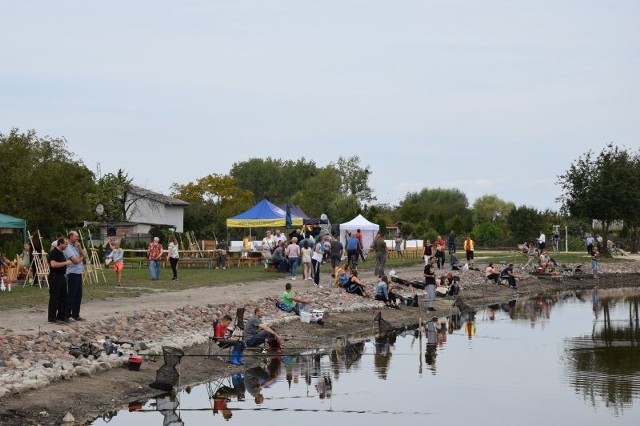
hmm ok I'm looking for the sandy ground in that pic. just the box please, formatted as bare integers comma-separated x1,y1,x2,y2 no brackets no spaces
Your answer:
1,258,639,425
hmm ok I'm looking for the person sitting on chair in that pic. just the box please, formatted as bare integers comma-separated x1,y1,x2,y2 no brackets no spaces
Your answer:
485,263,500,283
244,307,282,352
500,263,517,289
214,314,246,365
374,275,400,308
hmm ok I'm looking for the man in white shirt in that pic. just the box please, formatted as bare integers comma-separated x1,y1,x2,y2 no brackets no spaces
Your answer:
537,231,546,252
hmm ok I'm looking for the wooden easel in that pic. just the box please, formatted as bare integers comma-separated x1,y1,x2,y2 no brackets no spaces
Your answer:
24,230,49,288
78,229,106,284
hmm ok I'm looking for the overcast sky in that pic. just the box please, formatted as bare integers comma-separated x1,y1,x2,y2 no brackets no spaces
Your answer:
2,0,638,211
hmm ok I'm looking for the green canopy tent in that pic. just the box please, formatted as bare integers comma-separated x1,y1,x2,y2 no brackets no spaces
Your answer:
0,212,27,243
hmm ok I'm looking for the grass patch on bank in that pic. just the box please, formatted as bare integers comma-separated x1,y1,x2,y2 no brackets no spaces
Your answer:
0,251,632,311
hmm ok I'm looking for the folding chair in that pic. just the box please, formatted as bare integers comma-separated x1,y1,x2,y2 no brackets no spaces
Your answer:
208,308,246,360
208,319,233,360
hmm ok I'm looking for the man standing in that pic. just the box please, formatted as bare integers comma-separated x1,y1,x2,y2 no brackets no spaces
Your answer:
537,231,546,252
345,232,359,268
329,233,343,276
447,230,456,255
586,235,595,255
424,256,437,311
48,237,71,323
147,236,163,280
463,235,475,264
64,231,87,321
373,233,387,278
274,229,286,245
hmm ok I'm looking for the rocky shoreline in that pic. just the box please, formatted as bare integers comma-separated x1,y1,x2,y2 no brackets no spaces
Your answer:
1,260,639,424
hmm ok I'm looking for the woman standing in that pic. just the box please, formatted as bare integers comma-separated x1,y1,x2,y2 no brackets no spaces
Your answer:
285,237,301,280
301,240,312,280
168,235,180,281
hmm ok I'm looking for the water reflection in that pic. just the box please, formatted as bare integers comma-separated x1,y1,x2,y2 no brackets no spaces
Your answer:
564,291,640,416
92,289,640,425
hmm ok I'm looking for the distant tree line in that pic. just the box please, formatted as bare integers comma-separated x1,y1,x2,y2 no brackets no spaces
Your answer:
2,128,638,253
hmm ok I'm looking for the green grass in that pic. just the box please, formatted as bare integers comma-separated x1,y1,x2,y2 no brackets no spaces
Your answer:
0,251,632,311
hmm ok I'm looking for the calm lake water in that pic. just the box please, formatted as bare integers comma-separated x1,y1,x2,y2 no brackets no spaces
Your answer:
93,288,640,426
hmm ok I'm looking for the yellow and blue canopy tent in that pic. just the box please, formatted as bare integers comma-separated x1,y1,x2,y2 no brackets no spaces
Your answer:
226,199,304,229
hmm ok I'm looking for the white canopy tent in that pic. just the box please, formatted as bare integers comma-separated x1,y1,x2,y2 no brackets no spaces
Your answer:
339,214,380,255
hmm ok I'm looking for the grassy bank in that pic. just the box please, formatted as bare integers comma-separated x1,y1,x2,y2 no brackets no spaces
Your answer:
0,250,630,310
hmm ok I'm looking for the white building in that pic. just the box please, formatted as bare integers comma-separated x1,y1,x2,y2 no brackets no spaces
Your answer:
125,185,189,233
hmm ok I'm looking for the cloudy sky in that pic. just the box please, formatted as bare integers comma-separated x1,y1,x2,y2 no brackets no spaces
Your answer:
2,0,638,211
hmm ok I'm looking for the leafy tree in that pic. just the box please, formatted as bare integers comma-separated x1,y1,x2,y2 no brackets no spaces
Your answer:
557,144,640,253
170,173,253,238
332,156,375,203
397,188,470,231
507,206,544,242
230,157,319,204
290,167,342,219
87,169,132,221
472,222,504,248
0,128,95,235
471,194,515,224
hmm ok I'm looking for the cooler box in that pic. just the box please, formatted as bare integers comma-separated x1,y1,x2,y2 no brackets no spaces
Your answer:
128,355,143,371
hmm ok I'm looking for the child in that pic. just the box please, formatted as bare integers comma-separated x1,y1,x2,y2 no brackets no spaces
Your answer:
591,249,599,278
105,240,125,286
214,314,245,365
279,282,311,315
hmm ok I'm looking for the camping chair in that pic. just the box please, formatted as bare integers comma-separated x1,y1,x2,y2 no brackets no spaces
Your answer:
207,319,233,361
208,308,246,360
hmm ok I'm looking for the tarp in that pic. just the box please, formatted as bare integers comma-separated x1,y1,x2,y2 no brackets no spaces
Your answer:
227,199,304,228
339,214,380,255
279,204,310,220
0,212,27,241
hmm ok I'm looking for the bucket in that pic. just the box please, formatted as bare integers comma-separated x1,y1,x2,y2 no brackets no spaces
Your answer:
311,309,325,321
300,311,312,323
128,355,143,371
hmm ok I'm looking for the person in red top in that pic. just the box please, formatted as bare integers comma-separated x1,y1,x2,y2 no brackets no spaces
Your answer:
147,237,163,281
434,235,446,269
214,314,246,365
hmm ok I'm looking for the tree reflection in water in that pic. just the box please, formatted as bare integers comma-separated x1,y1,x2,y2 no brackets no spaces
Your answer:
565,292,640,415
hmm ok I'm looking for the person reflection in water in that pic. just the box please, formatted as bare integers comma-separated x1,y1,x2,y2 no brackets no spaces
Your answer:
591,288,602,319
425,316,440,373
316,375,332,399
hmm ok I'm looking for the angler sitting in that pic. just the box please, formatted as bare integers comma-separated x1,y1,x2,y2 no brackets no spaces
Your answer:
374,275,400,308
244,307,282,352
277,282,311,315
214,314,246,365
499,263,517,289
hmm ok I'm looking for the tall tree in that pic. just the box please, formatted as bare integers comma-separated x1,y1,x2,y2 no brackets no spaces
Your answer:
507,206,544,242
471,194,515,224
0,128,95,235
332,156,375,203
557,144,640,253
397,188,470,231
87,169,132,222
229,157,319,204
170,174,253,238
